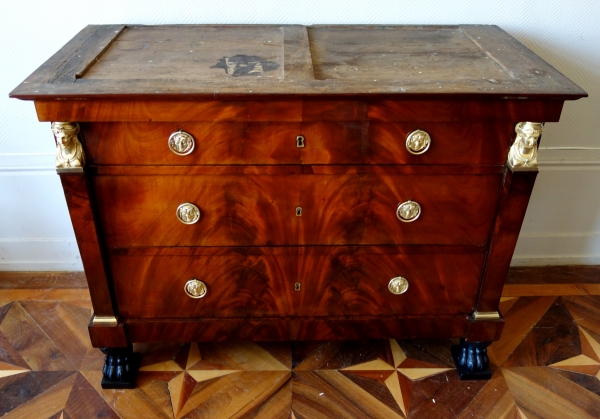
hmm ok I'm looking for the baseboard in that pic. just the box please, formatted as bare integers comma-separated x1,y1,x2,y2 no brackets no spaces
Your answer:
512,233,600,266
0,239,83,271
511,256,600,266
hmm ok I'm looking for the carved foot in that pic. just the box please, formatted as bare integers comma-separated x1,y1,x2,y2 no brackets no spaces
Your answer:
450,339,492,380
100,345,142,389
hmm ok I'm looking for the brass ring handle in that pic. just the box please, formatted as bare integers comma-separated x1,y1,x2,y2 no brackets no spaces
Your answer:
396,201,421,222
184,279,207,299
176,202,201,224
406,129,431,155
388,277,409,295
168,130,195,155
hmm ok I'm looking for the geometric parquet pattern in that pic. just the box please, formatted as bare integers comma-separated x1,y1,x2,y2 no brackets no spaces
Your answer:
1,296,600,418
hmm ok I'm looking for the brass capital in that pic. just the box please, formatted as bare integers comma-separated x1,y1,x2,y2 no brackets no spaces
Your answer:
507,122,544,171
52,122,85,170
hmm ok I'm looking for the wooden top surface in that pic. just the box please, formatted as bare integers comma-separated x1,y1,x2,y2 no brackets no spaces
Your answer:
10,24,587,100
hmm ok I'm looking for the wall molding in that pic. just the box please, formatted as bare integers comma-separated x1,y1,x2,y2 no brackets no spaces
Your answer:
538,148,600,168
1,152,600,270
0,153,55,174
2,147,600,167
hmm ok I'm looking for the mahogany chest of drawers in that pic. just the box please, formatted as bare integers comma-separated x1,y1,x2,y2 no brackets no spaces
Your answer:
11,24,586,387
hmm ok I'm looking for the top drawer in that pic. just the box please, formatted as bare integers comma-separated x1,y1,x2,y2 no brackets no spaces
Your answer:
82,122,513,166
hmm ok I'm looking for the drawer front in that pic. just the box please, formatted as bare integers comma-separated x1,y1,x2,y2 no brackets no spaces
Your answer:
111,247,484,318
295,248,484,317
111,249,297,319
83,121,512,165
94,173,501,247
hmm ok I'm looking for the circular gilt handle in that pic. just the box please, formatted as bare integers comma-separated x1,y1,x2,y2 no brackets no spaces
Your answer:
168,130,195,155
396,201,421,222
388,277,409,295
406,129,431,155
176,203,201,225
184,279,207,299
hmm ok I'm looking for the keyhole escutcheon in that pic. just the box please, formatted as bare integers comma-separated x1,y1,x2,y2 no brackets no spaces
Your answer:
295,282,301,291
296,207,302,216
296,135,305,148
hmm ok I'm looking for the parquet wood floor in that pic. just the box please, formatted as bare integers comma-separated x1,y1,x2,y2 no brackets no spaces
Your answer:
1,271,599,418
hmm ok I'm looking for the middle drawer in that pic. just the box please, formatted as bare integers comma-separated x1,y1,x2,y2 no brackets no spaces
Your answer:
94,173,501,247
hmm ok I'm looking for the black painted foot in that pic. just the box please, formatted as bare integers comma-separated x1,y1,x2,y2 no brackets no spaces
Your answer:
451,339,492,380
100,345,142,389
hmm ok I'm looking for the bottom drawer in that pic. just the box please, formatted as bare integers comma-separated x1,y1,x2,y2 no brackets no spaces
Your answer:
110,247,484,318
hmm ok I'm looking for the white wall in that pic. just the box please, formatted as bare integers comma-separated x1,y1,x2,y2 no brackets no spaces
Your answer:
1,0,599,270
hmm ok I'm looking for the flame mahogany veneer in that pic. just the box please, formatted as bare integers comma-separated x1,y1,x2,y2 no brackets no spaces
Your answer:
10,25,586,384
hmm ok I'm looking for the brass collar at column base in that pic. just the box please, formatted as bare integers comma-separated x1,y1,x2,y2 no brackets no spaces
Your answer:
471,311,501,321
92,315,119,326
